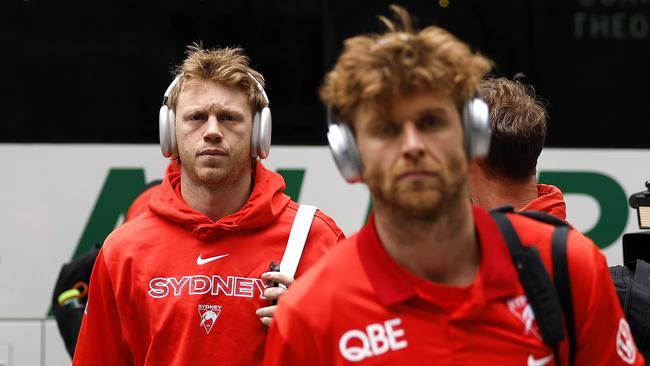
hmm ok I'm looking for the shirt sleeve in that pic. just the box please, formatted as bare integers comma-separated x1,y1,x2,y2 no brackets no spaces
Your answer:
72,247,132,365
569,231,645,365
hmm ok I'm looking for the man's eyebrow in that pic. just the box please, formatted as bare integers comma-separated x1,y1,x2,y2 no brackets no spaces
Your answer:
218,106,246,116
369,107,447,124
415,107,448,117
182,104,246,116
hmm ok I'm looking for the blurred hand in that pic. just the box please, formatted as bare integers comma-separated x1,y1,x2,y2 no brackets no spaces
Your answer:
255,271,295,327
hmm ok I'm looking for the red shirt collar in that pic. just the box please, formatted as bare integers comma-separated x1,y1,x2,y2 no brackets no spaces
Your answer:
357,206,520,307
520,184,567,221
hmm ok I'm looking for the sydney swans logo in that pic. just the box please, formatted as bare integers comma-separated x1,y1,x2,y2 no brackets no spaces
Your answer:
198,304,222,334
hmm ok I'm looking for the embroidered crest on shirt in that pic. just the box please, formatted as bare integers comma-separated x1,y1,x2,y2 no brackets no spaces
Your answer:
507,295,541,340
198,304,222,334
616,318,637,364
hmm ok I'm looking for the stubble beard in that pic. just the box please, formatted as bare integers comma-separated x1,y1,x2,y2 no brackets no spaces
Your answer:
365,155,468,221
180,150,250,189
196,163,247,187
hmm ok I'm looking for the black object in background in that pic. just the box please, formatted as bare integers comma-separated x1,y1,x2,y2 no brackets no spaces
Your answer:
3,0,649,147
52,245,100,358
608,181,650,357
2,1,326,145
268,261,281,306
609,260,650,359
623,182,650,264
623,232,650,265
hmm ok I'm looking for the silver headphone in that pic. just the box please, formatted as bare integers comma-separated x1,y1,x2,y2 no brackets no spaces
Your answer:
326,96,491,183
159,73,272,159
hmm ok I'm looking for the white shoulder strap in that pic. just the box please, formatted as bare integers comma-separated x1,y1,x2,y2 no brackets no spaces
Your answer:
279,204,318,288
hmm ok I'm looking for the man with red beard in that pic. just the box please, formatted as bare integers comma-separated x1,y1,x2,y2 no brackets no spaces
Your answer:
263,6,641,366
73,45,343,365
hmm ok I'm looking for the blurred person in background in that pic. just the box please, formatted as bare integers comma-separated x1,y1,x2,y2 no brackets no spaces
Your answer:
468,76,567,220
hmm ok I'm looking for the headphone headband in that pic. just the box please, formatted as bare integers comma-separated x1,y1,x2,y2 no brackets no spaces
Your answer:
163,74,182,101
325,106,338,127
246,72,269,107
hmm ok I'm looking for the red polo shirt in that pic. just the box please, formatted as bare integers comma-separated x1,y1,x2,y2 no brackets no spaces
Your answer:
264,206,642,365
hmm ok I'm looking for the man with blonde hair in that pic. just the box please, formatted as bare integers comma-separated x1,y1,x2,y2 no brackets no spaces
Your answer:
73,45,343,365
469,76,567,220
264,6,641,365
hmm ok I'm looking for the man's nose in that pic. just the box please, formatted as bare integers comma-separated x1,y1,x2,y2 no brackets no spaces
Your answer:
203,116,224,142
401,122,425,160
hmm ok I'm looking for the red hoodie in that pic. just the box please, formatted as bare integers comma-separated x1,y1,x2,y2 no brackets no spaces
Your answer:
521,184,567,221
73,162,344,366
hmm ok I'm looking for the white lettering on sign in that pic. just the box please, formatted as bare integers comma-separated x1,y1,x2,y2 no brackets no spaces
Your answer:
575,12,649,40
339,318,407,362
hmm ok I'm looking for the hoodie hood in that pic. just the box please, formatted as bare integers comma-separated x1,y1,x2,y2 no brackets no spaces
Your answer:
149,161,291,241
521,183,567,221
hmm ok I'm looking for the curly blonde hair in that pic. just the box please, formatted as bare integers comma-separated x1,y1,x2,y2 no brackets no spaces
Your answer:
320,5,493,123
167,45,267,113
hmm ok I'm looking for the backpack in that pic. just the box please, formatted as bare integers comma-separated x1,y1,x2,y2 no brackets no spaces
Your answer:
609,259,650,357
52,244,101,358
490,206,576,366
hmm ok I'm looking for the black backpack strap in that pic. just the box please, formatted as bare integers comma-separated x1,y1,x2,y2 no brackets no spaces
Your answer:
519,210,569,228
491,205,515,214
491,212,566,352
552,225,576,366
520,210,575,365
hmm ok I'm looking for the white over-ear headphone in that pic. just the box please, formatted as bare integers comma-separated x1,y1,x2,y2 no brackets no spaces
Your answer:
159,73,272,159
326,96,491,183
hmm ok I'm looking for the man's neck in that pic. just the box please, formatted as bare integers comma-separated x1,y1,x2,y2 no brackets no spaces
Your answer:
470,169,539,211
373,197,479,286
180,168,253,222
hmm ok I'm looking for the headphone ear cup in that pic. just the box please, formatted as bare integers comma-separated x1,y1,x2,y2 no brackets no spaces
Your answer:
327,123,363,183
250,107,272,159
257,107,272,159
251,111,261,159
462,98,491,159
159,105,173,158
168,108,177,157
159,74,182,159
